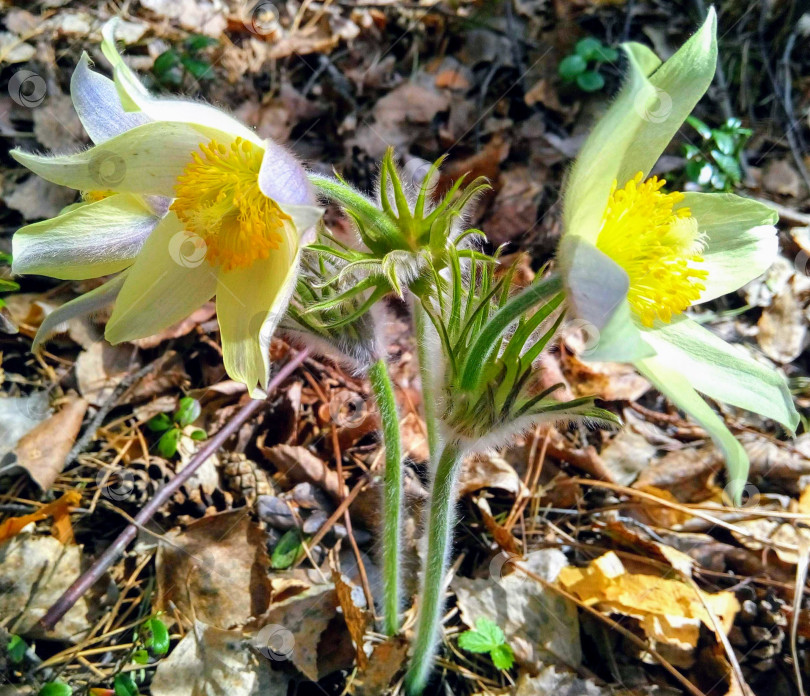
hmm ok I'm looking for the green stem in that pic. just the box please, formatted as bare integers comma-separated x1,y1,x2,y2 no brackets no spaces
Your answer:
368,357,403,635
405,440,463,695
413,300,440,464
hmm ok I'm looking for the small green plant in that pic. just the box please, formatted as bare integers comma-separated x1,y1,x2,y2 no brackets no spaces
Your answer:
7,634,27,663
39,682,72,696
146,397,206,458
683,116,751,191
132,615,170,664
152,35,218,88
558,37,618,92
271,528,305,570
457,618,515,670
112,675,138,696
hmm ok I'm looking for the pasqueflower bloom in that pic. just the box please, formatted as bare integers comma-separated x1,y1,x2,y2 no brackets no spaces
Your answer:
11,20,321,395
558,9,798,498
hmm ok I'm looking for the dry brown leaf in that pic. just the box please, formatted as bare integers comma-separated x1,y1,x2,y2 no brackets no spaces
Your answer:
261,444,342,501
562,349,650,402
763,159,803,198
76,342,135,405
558,552,739,667
16,394,87,491
251,583,339,681
599,425,658,486
4,174,76,221
0,529,91,640
757,275,809,363
452,549,581,668
0,391,52,460
458,453,524,497
353,636,409,696
332,570,370,669
0,490,81,544
481,165,544,247
156,510,271,629
151,620,291,696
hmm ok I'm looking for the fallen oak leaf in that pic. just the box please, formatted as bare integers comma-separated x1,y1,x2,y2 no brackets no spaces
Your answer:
558,551,739,668
15,394,88,491
0,490,82,544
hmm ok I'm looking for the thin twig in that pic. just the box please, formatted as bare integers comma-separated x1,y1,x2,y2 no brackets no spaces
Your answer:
38,347,311,631
66,354,166,466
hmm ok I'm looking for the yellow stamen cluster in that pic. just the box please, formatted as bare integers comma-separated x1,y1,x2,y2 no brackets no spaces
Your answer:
596,172,708,327
83,190,116,203
171,138,289,272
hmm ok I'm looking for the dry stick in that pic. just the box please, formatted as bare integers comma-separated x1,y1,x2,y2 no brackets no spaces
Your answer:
38,346,311,632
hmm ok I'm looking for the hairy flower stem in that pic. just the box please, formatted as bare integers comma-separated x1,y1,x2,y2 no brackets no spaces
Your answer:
405,439,463,695
368,357,404,635
413,300,440,464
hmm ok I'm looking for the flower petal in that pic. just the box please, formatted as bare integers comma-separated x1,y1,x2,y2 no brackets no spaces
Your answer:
101,20,262,146
258,140,314,206
216,227,299,395
71,52,150,144
563,10,716,243
560,236,654,362
643,315,798,431
13,194,159,280
636,354,749,503
678,192,779,303
33,273,127,350
11,121,228,194
105,212,217,343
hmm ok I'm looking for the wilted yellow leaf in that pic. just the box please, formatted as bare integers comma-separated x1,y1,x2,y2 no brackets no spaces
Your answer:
558,552,739,667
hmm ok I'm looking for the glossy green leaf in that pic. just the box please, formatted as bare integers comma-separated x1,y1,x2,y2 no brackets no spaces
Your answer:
575,37,603,61
271,529,304,569
173,397,201,427
576,70,605,92
189,428,207,441
184,35,218,52
7,634,27,663
157,428,182,458
146,413,173,433
559,54,587,79
180,56,214,80
113,673,139,696
39,683,72,696
152,50,180,77
711,129,736,155
131,649,149,665
141,616,170,655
